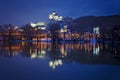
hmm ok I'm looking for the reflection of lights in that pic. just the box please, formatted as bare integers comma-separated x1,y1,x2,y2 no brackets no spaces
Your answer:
38,50,46,59
38,55,44,59
49,59,63,69
58,60,62,65
93,47,100,55
31,53,37,59
61,46,67,57
38,51,41,54
55,60,59,66
31,50,46,59
41,50,46,54
49,61,54,68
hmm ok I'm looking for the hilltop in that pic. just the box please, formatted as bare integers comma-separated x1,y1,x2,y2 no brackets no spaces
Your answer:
70,15,120,32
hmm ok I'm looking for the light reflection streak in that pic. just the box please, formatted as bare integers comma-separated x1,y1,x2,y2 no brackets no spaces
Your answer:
0,41,119,69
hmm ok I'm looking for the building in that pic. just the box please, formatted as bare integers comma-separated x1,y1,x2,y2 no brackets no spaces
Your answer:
49,11,63,21
30,22,46,30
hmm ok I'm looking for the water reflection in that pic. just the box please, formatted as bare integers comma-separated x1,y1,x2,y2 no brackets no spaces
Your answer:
0,41,120,69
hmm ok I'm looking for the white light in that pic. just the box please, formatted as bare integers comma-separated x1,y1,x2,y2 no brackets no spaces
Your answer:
93,28,96,31
37,22,45,26
54,15,59,20
60,28,67,32
54,61,58,66
60,29,64,32
52,12,56,15
58,16,63,21
49,12,63,21
64,25,67,28
19,29,24,31
38,55,45,59
31,54,37,59
49,14,53,20
49,61,53,67
38,51,41,54
40,27,46,30
93,27,100,34
53,66,56,69
96,27,99,31
59,16,63,19
93,47,100,55
31,22,37,27
14,26,18,30
58,60,62,65
41,50,46,54
38,27,41,29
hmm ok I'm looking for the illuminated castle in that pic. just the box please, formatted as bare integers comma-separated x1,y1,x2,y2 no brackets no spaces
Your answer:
49,11,63,21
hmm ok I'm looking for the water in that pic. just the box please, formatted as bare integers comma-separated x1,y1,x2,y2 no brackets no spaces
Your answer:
0,41,120,80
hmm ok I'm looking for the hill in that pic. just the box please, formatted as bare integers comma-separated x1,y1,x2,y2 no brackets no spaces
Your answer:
70,15,120,33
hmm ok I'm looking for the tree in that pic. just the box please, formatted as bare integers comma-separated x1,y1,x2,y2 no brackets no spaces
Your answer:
21,24,34,40
48,23,61,42
111,25,120,41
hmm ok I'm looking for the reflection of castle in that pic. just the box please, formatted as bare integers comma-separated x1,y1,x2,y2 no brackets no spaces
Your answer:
0,42,120,69
49,59,63,69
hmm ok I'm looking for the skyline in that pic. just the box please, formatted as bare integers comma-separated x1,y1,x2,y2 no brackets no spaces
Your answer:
0,0,120,26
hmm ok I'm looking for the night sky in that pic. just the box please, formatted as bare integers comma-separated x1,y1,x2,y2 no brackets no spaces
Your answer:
0,0,120,26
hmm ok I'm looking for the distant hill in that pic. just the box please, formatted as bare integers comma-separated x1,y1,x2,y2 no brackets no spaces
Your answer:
70,15,120,33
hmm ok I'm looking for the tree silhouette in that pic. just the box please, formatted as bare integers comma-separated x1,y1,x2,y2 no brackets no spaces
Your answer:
48,23,61,42
111,25,120,41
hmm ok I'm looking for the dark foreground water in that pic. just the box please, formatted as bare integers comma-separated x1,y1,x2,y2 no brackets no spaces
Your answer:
0,41,120,80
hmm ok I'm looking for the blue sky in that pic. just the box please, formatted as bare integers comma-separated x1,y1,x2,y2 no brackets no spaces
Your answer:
0,0,120,26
